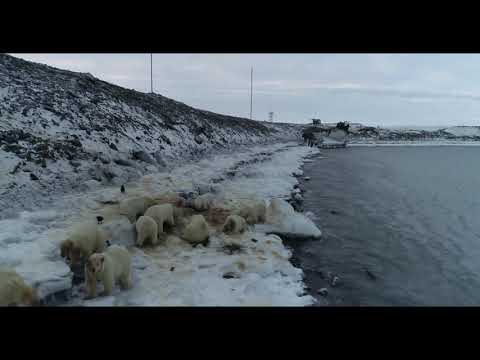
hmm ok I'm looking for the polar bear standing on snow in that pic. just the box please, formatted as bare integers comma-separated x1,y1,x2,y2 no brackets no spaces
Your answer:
236,199,266,225
144,203,175,234
84,245,132,299
0,269,40,306
182,214,210,244
119,196,155,223
222,214,248,235
60,221,108,267
135,215,158,247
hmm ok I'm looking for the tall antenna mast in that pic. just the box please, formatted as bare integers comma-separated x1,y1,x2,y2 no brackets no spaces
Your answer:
250,67,253,119
150,53,153,94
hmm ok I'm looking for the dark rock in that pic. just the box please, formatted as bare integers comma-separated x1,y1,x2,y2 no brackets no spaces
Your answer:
222,272,240,279
121,185,125,193
30,173,39,181
194,134,204,144
109,142,118,151
330,210,340,215
223,243,244,255
317,288,328,296
132,150,156,165
331,276,341,287
251,238,258,243
365,268,377,281
113,158,134,167
170,267,175,272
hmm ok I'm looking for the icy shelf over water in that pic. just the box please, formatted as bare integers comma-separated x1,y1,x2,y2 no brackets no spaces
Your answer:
0,142,320,306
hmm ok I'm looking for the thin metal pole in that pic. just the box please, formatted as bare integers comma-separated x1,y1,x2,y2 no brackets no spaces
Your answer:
250,67,253,119
150,54,153,93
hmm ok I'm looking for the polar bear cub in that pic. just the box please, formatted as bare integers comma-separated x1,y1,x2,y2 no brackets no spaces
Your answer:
0,269,40,306
85,245,132,299
182,214,210,244
222,214,248,235
60,221,108,267
144,203,175,234
135,215,158,246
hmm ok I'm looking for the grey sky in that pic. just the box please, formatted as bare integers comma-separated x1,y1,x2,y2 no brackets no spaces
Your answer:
11,53,480,127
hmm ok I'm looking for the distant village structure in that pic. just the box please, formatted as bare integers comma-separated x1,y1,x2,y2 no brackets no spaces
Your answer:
302,118,349,148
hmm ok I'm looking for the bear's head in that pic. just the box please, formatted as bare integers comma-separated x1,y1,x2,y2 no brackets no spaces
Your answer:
86,254,105,276
60,239,74,259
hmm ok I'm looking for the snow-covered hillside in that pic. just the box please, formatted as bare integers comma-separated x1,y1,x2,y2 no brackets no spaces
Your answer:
0,54,303,219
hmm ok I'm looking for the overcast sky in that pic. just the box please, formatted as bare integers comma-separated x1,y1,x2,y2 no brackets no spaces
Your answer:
11,53,480,127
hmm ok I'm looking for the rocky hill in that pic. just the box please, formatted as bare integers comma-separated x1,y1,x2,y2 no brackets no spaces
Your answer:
0,54,302,218
348,124,480,143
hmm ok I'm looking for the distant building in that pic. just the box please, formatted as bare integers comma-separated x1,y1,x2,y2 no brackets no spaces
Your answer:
312,118,321,126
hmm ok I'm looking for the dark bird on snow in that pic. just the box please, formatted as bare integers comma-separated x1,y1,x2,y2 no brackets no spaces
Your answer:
121,185,125,193
96,216,104,224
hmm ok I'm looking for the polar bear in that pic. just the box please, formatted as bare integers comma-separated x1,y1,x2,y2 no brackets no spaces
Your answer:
119,196,155,223
60,221,108,267
222,214,248,235
135,215,158,247
152,191,186,208
144,203,175,234
192,193,214,211
207,207,232,225
0,269,40,306
266,198,295,223
182,214,210,244
84,245,132,299
236,199,266,225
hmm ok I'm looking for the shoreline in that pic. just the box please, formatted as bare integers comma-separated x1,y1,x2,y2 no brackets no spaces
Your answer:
1,141,321,306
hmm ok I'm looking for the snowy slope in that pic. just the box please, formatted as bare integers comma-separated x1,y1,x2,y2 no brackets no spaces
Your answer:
0,54,303,219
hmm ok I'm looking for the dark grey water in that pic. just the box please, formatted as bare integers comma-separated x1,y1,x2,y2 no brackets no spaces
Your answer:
292,146,480,306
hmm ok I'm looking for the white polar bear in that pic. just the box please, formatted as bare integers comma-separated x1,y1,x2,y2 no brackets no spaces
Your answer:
192,193,215,211
152,191,186,208
144,203,175,234
135,215,158,247
60,221,108,267
236,199,267,225
182,214,210,244
85,245,132,299
119,196,155,223
0,269,40,306
266,198,295,223
222,214,248,235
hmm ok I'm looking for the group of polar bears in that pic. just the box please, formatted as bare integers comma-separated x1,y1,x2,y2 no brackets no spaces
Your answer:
54,189,268,302
0,188,285,306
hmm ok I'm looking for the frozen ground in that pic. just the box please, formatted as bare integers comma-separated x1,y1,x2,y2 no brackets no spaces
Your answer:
0,142,320,306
